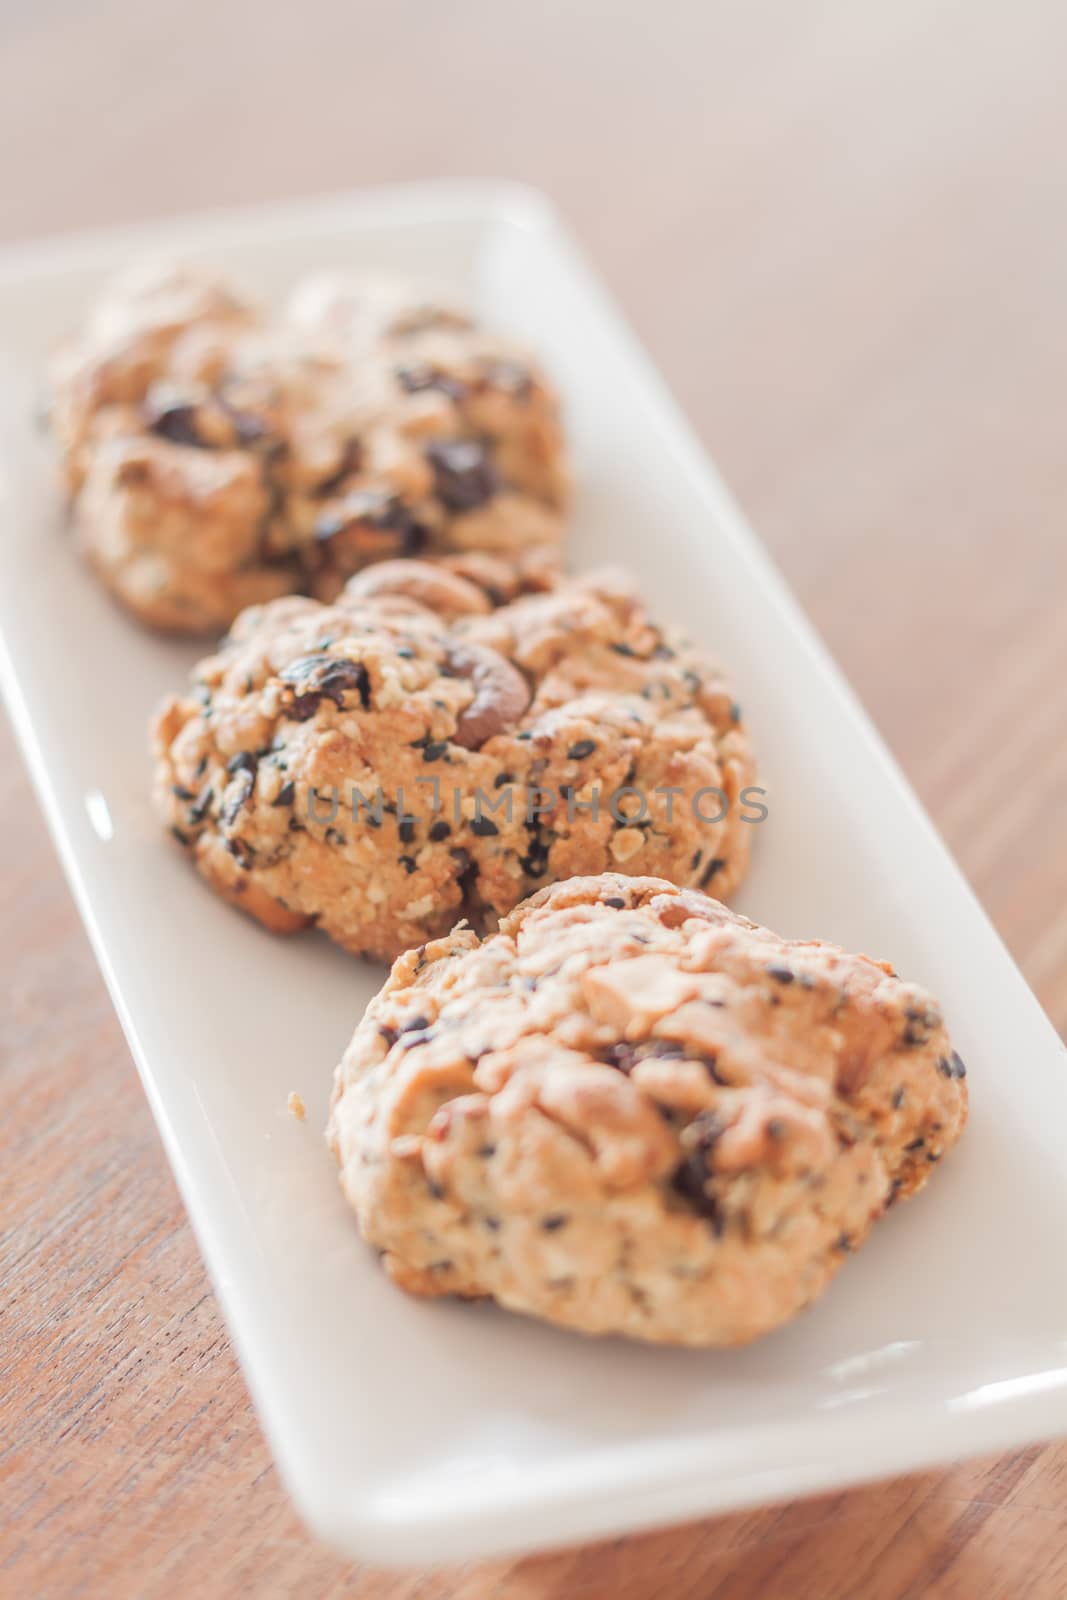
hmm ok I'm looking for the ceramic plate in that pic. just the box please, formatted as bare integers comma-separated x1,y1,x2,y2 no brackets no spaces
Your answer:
1,182,1065,1566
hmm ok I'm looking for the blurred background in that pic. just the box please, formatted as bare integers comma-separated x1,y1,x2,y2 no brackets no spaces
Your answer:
3,2,1066,1594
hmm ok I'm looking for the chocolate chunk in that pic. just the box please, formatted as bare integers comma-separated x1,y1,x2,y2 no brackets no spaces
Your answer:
425,438,500,512
279,654,371,719
146,400,204,447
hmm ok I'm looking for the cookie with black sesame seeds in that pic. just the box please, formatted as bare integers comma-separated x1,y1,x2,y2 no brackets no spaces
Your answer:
327,874,968,1345
151,566,758,962
48,262,568,632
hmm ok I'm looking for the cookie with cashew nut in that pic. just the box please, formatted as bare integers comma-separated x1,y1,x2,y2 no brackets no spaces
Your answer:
327,874,969,1344
48,261,568,632
151,565,758,962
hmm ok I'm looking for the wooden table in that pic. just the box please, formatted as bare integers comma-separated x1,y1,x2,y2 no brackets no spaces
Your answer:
3,2,1066,1594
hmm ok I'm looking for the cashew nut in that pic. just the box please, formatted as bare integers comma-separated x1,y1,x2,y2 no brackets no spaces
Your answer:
343,559,491,619
446,642,531,750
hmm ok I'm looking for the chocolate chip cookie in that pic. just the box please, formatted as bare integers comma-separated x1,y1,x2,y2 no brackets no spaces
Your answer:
49,262,568,631
152,565,757,962
327,874,968,1345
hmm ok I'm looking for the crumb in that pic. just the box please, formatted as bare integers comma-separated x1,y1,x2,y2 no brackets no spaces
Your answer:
287,1091,306,1121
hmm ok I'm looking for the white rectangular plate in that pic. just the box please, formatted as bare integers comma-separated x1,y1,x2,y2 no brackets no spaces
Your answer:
2,182,1065,1567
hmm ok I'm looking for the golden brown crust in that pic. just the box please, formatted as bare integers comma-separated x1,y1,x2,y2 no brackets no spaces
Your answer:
327,874,968,1345
151,569,758,962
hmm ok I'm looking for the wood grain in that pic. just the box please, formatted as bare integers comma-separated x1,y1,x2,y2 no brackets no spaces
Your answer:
2,1,1066,1594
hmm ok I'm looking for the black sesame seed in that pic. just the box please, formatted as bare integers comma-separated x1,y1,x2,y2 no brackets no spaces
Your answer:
398,816,416,844
272,780,296,807
950,1050,967,1079
541,1215,568,1231
221,768,255,826
892,1087,906,1109
567,739,597,760
699,857,726,888
470,815,499,837
399,854,417,874
171,783,194,801
429,819,451,841
603,896,626,909
767,966,795,985
400,1015,429,1034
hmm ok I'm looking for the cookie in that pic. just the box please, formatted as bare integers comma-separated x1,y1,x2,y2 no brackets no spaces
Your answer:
327,874,968,1345
49,263,568,631
151,565,757,963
